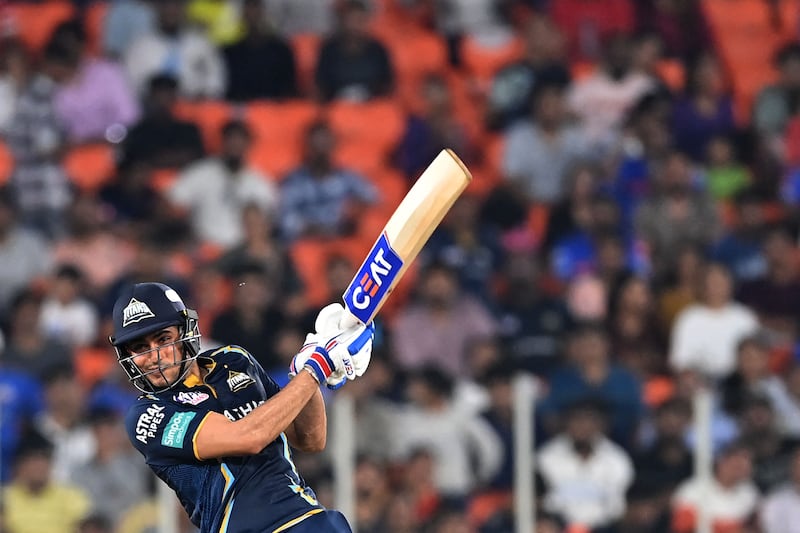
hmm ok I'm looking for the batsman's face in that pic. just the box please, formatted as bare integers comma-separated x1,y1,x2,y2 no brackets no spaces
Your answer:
127,326,185,388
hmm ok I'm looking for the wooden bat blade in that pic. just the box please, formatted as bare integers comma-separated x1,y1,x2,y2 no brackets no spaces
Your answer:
342,149,472,326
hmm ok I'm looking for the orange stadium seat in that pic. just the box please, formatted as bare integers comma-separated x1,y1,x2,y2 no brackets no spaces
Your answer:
701,0,796,121
74,347,115,388
244,100,320,178
6,1,76,54
0,140,13,185
380,29,449,113
173,99,235,153
151,168,178,193
84,1,109,57
63,143,116,192
290,33,321,97
248,138,304,179
326,98,405,159
656,59,685,93
459,34,525,92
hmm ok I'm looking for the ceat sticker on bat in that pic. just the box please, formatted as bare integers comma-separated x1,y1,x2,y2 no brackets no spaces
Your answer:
343,233,403,324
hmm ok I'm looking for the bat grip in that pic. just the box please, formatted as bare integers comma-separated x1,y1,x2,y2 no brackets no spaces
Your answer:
339,308,362,330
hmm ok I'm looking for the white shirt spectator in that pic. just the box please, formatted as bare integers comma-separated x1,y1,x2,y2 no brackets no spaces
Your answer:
503,121,591,203
0,227,52,313
36,415,96,484
391,403,502,496
669,303,759,378
537,435,634,528
124,28,226,98
263,0,335,35
168,159,278,248
673,477,759,528
39,296,99,348
760,483,800,533
567,70,654,154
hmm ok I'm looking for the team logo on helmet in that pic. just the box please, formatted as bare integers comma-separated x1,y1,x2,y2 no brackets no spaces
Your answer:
122,298,156,327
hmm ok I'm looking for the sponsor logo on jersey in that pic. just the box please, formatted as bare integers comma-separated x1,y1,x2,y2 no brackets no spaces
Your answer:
343,232,403,324
173,391,209,405
227,371,255,392
135,404,165,444
223,400,265,421
161,411,196,448
122,298,155,327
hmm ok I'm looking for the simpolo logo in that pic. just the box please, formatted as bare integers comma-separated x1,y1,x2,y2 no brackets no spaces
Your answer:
161,411,196,448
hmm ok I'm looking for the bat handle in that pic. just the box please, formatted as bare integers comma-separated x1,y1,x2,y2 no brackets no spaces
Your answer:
339,307,362,330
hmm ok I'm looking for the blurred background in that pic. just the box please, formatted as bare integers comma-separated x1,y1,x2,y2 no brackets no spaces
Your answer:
1,0,800,532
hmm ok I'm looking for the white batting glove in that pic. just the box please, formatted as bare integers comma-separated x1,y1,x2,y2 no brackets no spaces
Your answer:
314,303,375,389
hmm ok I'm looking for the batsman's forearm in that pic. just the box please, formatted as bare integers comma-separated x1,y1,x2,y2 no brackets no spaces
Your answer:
287,386,327,452
237,371,320,453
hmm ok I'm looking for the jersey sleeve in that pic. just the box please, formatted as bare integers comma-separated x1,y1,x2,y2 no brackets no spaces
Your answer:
125,400,211,465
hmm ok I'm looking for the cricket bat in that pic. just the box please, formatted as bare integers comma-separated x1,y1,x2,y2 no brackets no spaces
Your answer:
340,149,472,328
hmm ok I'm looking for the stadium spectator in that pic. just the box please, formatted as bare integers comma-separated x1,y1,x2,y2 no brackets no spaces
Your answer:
759,446,800,532
736,224,800,342
391,366,502,498
38,264,98,349
0,368,44,483
69,407,150,525
504,79,592,204
705,135,751,201
392,261,497,377
421,194,503,302
671,51,737,163
720,334,791,417
0,188,53,316
49,20,140,144
216,203,305,308
657,244,705,333
122,74,205,169
671,443,759,533
606,273,664,377
633,397,694,494
209,262,287,372
0,39,28,134
634,151,720,278
352,455,393,532
5,40,73,239
98,158,167,228
314,0,394,102
102,0,156,59
123,0,226,98
2,430,91,533
773,364,800,438
542,163,599,253
495,251,573,375
753,42,800,143
634,0,712,60
223,0,297,101
567,32,655,155
537,398,634,530
711,189,769,283
168,120,277,248
53,194,137,298
486,14,570,130
3,290,73,380
279,120,378,242
540,323,643,446
34,364,94,484
736,394,798,493
669,262,759,379
397,74,476,181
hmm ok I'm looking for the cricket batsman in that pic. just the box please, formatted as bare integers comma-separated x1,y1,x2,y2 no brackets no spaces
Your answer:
110,282,374,532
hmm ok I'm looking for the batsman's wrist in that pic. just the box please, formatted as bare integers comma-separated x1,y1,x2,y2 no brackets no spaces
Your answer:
302,366,321,384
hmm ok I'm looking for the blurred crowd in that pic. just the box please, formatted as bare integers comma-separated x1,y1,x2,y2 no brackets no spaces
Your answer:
2,0,800,532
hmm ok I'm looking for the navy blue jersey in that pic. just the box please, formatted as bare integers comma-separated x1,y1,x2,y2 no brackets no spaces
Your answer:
124,345,325,533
